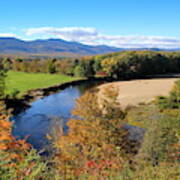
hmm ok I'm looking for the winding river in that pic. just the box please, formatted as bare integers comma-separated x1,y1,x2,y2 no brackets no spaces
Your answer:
12,81,104,150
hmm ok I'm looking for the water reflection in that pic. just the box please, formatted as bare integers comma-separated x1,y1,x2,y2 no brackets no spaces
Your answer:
12,82,101,150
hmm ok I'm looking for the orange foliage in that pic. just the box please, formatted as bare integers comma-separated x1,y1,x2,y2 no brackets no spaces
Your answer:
0,101,40,179
53,88,126,179
0,102,30,152
168,143,180,161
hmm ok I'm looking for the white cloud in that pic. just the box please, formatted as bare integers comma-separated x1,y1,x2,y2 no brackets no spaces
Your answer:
2,27,179,49
26,27,98,41
0,33,19,38
96,35,180,49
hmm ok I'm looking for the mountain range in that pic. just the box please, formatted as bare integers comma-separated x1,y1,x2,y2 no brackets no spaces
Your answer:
0,37,179,57
0,37,122,57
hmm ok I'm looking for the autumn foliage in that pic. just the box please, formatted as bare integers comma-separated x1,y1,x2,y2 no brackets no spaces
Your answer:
0,102,45,180
53,87,127,179
52,83,180,179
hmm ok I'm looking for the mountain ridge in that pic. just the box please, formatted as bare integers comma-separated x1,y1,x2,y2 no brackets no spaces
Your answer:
0,37,179,57
0,37,122,56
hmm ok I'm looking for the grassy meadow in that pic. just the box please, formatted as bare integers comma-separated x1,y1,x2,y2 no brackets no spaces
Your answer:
5,71,79,96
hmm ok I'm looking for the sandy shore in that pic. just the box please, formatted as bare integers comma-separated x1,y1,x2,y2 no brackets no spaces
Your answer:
99,77,180,109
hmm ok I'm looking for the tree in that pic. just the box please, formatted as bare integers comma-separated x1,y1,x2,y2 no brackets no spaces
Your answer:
0,62,6,99
93,59,102,74
53,86,127,179
169,80,180,108
2,58,12,71
74,60,95,78
156,80,180,109
74,65,86,77
48,60,56,74
101,51,180,79
0,102,46,179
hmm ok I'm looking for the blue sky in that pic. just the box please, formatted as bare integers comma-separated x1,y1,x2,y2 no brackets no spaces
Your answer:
0,0,180,48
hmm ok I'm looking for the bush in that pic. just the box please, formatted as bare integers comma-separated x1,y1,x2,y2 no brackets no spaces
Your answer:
0,102,46,179
156,80,180,109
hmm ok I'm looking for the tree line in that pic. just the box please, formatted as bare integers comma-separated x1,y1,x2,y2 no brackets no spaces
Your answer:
1,50,180,79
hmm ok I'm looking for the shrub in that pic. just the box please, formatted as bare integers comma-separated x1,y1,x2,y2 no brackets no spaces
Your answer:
156,80,180,109
0,102,46,179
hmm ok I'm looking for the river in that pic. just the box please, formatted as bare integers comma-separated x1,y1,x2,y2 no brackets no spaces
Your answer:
12,81,104,150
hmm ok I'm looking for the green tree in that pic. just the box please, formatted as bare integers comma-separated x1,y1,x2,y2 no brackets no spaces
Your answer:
0,63,6,99
2,58,12,71
93,59,102,73
74,65,86,77
47,60,56,74
76,60,95,77
156,80,180,109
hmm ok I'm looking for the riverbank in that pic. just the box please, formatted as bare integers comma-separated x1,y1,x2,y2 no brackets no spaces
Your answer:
6,71,80,97
99,77,180,109
5,71,180,114
5,77,107,114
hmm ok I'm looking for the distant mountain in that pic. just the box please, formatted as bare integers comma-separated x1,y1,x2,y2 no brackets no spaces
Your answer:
0,37,122,56
0,37,179,57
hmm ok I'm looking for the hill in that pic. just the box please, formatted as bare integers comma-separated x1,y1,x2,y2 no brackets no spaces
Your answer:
0,37,122,56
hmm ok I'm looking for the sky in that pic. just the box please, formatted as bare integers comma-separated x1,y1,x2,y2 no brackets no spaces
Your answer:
1,0,180,48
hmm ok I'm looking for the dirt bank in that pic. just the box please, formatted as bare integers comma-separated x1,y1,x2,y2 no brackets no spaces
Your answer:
99,78,179,109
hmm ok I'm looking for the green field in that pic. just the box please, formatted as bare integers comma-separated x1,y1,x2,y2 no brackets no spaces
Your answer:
5,71,79,96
